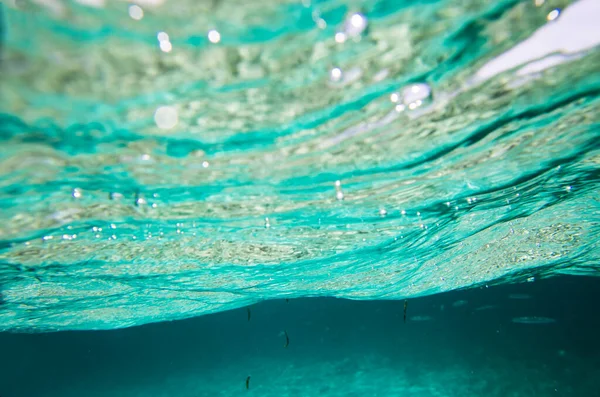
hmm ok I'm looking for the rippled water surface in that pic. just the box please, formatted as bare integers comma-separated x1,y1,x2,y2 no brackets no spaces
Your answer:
0,0,599,332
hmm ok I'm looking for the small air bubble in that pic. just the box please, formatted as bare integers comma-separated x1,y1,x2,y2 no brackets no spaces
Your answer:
340,12,368,39
207,29,221,44
109,192,123,200
154,106,178,129
330,67,343,82
128,4,143,20
401,83,432,109
547,9,560,21
136,197,147,206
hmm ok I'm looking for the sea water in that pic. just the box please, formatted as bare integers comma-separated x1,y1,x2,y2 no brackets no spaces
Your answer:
0,0,599,395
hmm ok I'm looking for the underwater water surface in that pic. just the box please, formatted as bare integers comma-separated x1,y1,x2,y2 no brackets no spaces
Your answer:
0,0,599,336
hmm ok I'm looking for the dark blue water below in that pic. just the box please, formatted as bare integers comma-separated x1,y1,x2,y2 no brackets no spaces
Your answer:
1,275,599,397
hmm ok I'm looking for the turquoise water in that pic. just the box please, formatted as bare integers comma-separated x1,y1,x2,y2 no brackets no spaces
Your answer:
1,0,600,358
2,0,599,332
1,0,600,395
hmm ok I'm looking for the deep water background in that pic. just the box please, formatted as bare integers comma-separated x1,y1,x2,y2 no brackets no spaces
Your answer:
1,275,599,397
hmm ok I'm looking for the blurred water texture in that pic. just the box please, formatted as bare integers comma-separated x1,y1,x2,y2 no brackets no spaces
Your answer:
0,0,599,332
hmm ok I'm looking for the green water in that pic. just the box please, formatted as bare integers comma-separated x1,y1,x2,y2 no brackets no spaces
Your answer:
1,0,600,396
0,0,599,335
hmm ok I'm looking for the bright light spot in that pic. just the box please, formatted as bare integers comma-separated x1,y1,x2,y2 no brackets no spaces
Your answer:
265,218,271,228
343,12,368,38
395,104,405,112
379,208,387,217
335,32,347,43
547,9,560,21
336,191,344,200
202,161,209,168
141,154,151,161
154,106,178,129
128,5,144,20
401,83,432,106
330,67,342,82
208,29,221,43
350,13,366,29
401,210,406,215
390,92,400,102
535,0,545,6
157,31,169,42
335,180,341,187
72,188,82,198
159,40,172,52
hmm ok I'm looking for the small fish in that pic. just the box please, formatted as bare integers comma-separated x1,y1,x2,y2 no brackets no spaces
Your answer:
474,305,496,312
247,307,251,322
409,315,433,322
452,300,468,307
512,316,556,324
508,293,531,300
403,299,408,323
245,376,251,390
284,330,289,348
285,298,289,303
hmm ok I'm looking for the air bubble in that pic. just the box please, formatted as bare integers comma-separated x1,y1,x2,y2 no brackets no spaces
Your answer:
154,106,178,129
339,12,368,40
330,67,343,82
207,29,221,44
335,180,344,200
128,4,143,20
402,83,432,109
109,192,123,200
